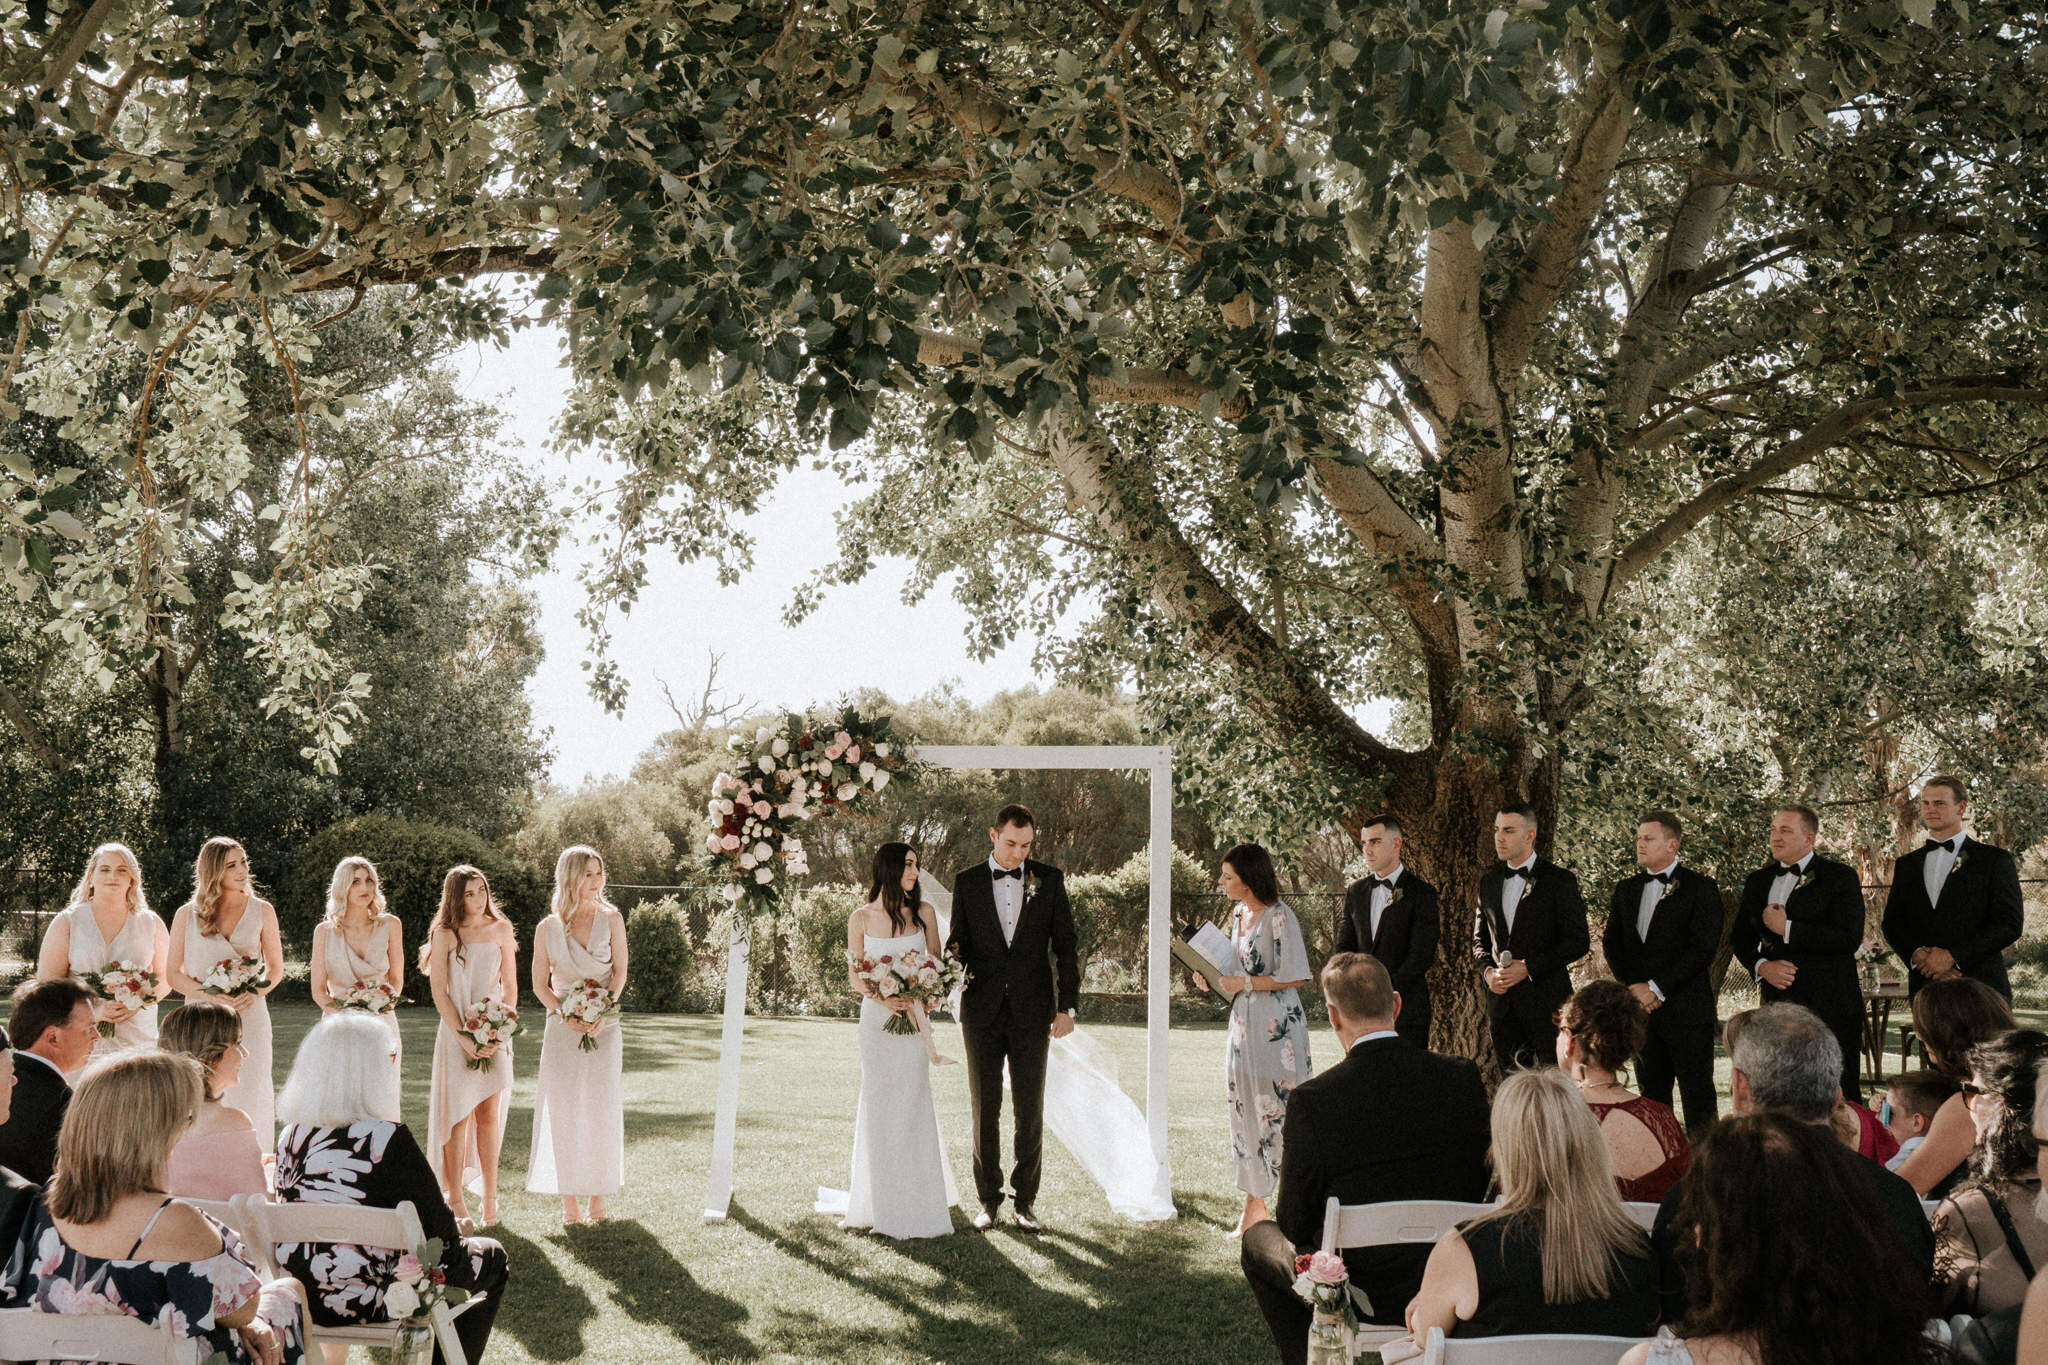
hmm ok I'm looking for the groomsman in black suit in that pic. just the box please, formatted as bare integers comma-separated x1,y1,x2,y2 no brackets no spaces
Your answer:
1732,804,1867,1099
1881,775,2024,1000
1472,802,1591,1072
946,804,1080,1233
1334,813,1438,1049
1240,953,1490,1364
1601,810,1724,1134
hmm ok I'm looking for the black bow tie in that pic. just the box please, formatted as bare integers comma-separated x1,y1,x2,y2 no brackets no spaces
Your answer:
1777,862,1802,876
1502,867,1529,882
1931,838,1958,853
1647,872,1672,885
993,865,1023,880
1364,875,1390,890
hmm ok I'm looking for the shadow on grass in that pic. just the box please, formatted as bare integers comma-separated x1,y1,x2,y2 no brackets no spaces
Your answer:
558,1216,760,1360
490,1226,601,1361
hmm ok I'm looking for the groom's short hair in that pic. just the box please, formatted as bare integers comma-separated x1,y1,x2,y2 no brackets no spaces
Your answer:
1321,953,1394,1024
992,803,1035,832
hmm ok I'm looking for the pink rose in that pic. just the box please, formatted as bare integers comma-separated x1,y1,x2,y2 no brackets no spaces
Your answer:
753,800,772,818
394,1253,424,1281
1306,1250,1348,1285
846,744,861,763
720,834,742,852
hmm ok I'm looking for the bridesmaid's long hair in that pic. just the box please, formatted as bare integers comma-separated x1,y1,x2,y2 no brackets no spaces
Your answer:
68,842,149,919
191,836,252,937
416,864,506,972
866,843,922,935
549,845,615,922
324,856,388,925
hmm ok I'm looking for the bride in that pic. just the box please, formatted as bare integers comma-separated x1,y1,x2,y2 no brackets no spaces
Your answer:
826,842,957,1238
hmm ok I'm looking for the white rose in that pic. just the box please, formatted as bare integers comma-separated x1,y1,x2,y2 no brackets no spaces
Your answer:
771,737,789,757
755,725,772,743
722,884,744,902
875,742,891,757
739,853,757,869
859,760,876,780
782,836,802,851
705,833,722,852
753,841,773,860
837,782,859,801
755,867,775,884
384,1283,420,1318
757,755,776,773
871,770,891,791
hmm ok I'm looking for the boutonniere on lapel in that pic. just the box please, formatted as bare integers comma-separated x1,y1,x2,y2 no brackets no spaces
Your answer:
1953,846,1972,874
1023,868,1040,902
1793,870,1815,894
1655,872,1680,904
1520,875,1538,901
1387,886,1406,908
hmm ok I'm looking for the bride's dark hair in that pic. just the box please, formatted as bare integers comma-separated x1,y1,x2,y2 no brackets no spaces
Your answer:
867,842,923,935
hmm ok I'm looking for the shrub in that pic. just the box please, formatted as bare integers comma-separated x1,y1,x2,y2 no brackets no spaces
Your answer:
273,814,544,994
623,897,696,1012
1067,844,1215,987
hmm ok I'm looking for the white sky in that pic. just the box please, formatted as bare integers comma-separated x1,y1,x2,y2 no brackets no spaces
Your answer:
452,323,1043,787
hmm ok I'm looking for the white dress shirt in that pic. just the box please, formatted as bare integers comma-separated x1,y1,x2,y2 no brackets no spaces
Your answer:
1368,864,1404,939
989,856,1024,945
1501,857,1537,933
1636,860,1680,1001
1924,833,1967,905
1349,1029,1401,1049
1757,851,1813,971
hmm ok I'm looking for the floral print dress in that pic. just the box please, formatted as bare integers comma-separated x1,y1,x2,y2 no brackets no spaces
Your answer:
1,1191,305,1365
1226,898,1314,1197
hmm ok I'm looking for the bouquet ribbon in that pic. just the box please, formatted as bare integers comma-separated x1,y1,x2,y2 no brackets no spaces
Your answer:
909,1002,957,1067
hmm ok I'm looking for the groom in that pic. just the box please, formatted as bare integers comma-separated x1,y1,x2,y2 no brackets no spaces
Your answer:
947,803,1079,1232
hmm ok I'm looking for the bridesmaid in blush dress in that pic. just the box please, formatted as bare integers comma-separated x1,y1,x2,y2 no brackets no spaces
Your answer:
527,845,628,1225
310,856,405,1088
36,841,170,1071
423,864,520,1229
167,836,285,1154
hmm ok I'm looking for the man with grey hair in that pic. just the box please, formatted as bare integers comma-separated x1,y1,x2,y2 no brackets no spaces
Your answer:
1650,1003,1934,1320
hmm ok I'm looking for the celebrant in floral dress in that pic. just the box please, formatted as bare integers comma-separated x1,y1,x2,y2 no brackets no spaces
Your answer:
1196,843,1314,1236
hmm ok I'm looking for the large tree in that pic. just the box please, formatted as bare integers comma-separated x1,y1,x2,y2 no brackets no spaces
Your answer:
8,0,2048,1056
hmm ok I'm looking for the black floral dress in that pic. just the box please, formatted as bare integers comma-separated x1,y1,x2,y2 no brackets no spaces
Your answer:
1,1191,306,1364
272,1119,507,1362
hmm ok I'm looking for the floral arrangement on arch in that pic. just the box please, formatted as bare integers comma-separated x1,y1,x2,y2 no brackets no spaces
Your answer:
703,705,919,910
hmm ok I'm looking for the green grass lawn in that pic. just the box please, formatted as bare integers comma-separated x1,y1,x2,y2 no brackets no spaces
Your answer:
268,998,2044,1364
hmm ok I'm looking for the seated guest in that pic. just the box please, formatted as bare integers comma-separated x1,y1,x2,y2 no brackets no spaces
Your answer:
1653,1003,1933,1323
1240,953,1490,1365
0,1026,34,1250
1897,977,2015,1197
1406,1067,1657,1342
1932,1029,2048,1318
0,977,97,1184
273,1012,508,1365
1832,1095,1900,1165
1555,980,1690,1201
1623,1112,1941,1365
162,1000,268,1201
1883,1069,1961,1173
0,1051,305,1364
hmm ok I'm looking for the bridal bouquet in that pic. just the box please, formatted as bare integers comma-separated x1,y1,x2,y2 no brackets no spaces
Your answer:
456,999,520,1072
556,977,620,1052
199,954,271,1000
90,961,158,1038
852,947,967,1064
337,980,402,1014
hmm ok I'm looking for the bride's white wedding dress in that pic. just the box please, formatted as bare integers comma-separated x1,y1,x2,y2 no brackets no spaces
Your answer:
815,928,958,1238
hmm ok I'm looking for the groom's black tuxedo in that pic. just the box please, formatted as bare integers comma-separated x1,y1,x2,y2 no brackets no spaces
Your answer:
1881,836,2023,999
947,857,1080,1213
1602,864,1724,1132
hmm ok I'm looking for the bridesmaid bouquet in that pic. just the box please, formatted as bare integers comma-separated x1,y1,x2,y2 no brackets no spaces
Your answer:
199,954,271,1000
557,978,620,1052
456,999,520,1072
89,961,158,1038
337,980,402,1014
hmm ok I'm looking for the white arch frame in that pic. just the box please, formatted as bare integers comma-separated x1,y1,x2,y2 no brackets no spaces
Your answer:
702,743,1175,1223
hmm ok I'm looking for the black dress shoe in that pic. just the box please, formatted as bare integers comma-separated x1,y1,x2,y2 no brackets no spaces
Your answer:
1013,1205,1040,1233
970,1206,996,1231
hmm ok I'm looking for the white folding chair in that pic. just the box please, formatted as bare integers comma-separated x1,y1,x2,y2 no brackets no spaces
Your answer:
1420,1324,1643,1364
242,1198,483,1365
0,1306,185,1364
1622,1201,1661,1232
1319,1197,1497,1350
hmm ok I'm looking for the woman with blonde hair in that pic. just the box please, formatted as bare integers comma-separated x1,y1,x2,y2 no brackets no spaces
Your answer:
0,1050,306,1364
36,841,170,1066
422,864,519,1229
309,856,405,1075
162,1000,267,1201
167,836,286,1152
1406,1068,1659,1342
527,845,628,1225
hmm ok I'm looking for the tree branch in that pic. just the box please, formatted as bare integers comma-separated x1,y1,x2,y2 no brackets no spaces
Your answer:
913,328,1249,417
0,675,72,777
1609,374,2048,592
27,0,118,100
